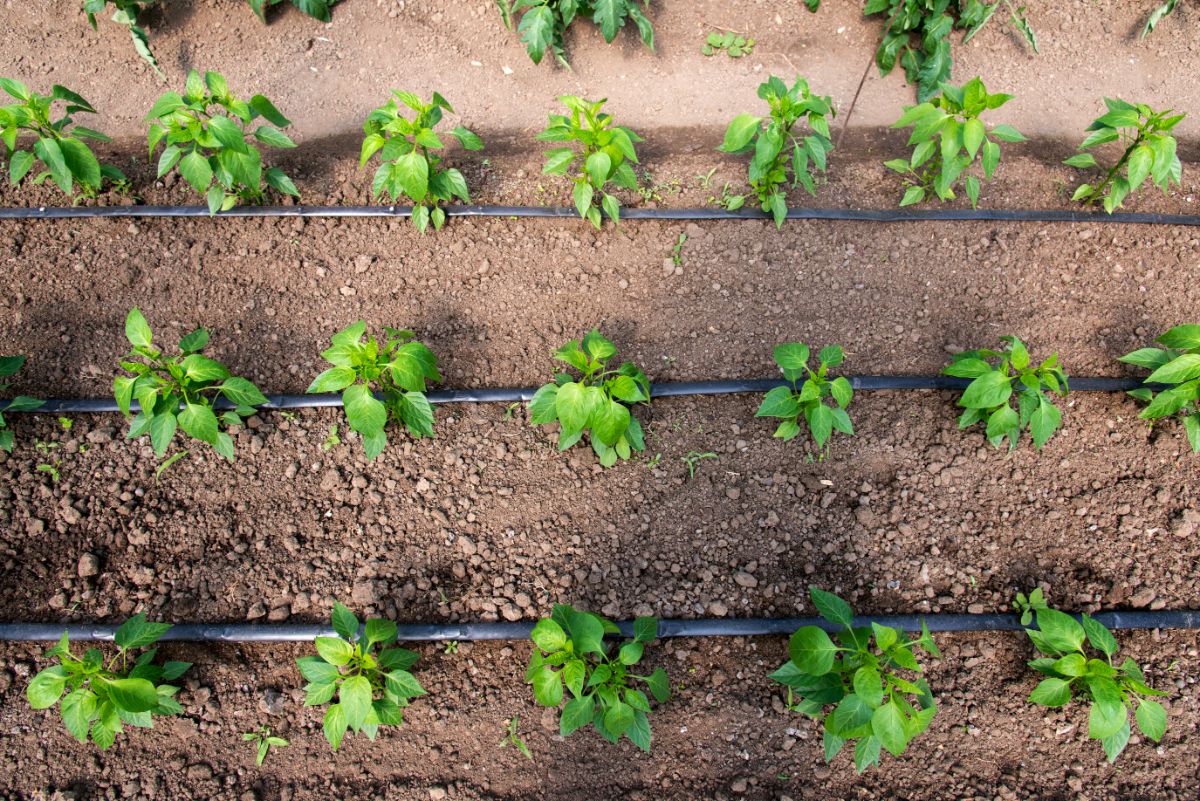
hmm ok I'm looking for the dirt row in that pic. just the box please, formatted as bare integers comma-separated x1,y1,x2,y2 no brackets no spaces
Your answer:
1,631,1198,801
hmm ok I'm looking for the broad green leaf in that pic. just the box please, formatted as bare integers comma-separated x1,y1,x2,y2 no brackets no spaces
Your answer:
1135,698,1167,742
810,587,854,628
339,675,373,731
27,666,69,709
1029,677,1071,707
101,677,159,713
788,626,837,676
531,619,567,653
960,370,1012,409
314,636,354,666
720,114,762,152
560,694,594,735
872,701,909,756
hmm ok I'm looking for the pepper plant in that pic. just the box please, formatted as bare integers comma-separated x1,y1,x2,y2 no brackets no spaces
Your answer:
83,1,163,76
114,308,269,461
770,587,940,774
248,0,339,21
307,322,440,460
755,343,853,451
943,336,1068,450
359,91,483,233
146,70,300,214
496,0,654,67
296,603,425,752
1,78,127,199
886,77,1025,208
0,356,44,453
718,76,834,228
1064,99,1184,213
26,614,190,749
529,330,650,467
1015,594,1169,763
526,604,670,752
538,96,642,228
804,0,1035,101
1119,324,1200,452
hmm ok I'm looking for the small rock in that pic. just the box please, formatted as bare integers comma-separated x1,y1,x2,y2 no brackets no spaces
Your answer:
730,778,748,794
733,572,758,589
77,552,100,577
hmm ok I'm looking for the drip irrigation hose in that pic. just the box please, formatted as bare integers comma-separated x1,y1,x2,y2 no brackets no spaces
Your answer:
1,203,1200,226
0,610,1197,643
0,376,1152,415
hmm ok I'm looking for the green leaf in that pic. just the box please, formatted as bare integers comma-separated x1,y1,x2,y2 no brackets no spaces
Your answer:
1157,324,1200,350
634,617,658,644
27,666,69,709
323,703,348,751
960,370,1012,409
178,403,219,446
1029,678,1072,707
1035,609,1086,653
1080,615,1118,658
853,667,884,708
645,667,671,703
788,626,837,676
395,151,429,203
102,677,159,713
1089,698,1128,741
872,701,909,756
114,614,172,649
560,694,594,736
60,688,97,743
339,675,373,731
531,619,567,653
1135,699,1167,742
343,383,387,438
1028,398,1061,449
330,603,359,640
989,124,1026,143
517,5,554,63
719,114,762,152
603,699,634,737
853,735,881,773
314,636,355,666
124,308,153,349
810,587,854,628
1147,353,1200,384
33,137,72,194
531,667,563,707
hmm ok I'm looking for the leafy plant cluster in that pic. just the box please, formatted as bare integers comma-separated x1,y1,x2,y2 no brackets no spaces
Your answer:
718,76,835,227
804,0,1036,102
1120,324,1200,452
755,343,853,452
526,604,670,751
1,78,126,199
1016,594,1168,762
0,355,43,453
497,0,654,67
539,95,642,228
360,91,483,232
113,308,269,461
529,329,650,466
887,77,1025,208
307,322,441,460
147,70,299,214
770,587,940,773
1064,99,1185,214
26,614,190,749
297,603,426,751
702,30,754,58
943,336,1068,450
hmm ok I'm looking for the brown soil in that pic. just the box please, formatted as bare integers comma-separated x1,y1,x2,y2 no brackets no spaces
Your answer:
2,2,1200,800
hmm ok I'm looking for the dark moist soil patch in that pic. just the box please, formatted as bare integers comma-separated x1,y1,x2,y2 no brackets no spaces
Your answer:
1,632,1197,801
